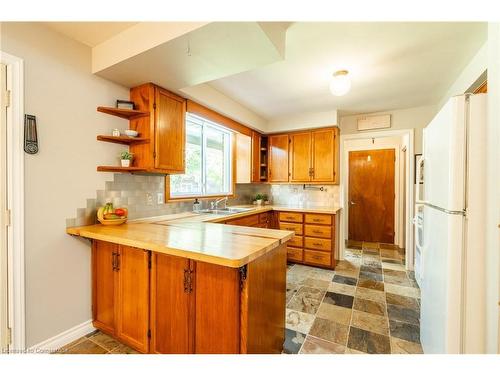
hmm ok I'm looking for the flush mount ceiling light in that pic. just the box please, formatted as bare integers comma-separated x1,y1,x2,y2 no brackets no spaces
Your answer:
329,70,351,96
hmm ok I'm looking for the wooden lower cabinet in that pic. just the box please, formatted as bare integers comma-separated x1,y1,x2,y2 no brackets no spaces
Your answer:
279,211,338,269
92,240,286,354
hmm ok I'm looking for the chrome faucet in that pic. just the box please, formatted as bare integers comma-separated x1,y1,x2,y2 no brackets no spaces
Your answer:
210,196,228,210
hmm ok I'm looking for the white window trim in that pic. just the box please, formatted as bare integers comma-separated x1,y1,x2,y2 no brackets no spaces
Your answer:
170,113,233,199
0,50,26,351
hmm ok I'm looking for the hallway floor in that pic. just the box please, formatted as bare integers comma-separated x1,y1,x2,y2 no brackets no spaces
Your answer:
59,241,422,355
285,241,423,354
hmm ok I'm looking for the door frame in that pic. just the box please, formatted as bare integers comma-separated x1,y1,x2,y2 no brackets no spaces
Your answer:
0,51,25,351
339,129,414,271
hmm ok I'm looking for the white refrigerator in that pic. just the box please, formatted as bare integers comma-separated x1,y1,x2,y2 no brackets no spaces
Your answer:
419,94,486,354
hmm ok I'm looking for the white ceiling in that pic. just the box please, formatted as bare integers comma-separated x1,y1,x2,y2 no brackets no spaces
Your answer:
44,22,137,47
208,22,487,118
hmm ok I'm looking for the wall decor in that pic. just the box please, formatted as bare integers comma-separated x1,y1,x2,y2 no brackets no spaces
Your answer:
116,100,135,110
24,114,39,154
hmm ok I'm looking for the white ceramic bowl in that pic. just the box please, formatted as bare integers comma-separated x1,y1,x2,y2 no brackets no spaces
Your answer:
124,129,138,137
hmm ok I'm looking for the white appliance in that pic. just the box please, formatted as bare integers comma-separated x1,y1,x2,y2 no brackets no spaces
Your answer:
418,94,486,354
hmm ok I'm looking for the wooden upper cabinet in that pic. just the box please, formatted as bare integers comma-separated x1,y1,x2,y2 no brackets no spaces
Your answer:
129,83,186,174
311,128,338,183
236,133,252,184
251,131,262,183
268,134,289,182
290,132,312,182
154,88,186,172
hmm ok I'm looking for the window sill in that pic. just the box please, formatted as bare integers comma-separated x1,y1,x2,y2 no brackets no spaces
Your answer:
166,194,235,203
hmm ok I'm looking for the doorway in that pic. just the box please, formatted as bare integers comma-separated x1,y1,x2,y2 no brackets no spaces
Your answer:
348,149,395,243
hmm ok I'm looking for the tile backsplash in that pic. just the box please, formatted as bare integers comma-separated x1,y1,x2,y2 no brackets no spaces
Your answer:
67,174,339,227
270,184,340,207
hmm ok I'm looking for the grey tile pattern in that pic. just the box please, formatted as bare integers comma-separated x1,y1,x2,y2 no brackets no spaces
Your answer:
286,241,424,354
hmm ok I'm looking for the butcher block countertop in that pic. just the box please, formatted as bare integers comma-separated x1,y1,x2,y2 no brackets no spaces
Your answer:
67,221,294,268
67,204,341,268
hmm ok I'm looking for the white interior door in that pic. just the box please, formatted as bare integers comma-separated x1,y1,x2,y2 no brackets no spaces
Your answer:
0,63,9,352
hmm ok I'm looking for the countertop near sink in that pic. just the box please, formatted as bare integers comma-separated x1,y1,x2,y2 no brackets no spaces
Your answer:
134,205,342,225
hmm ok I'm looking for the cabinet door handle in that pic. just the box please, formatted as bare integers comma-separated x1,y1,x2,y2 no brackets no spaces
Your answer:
183,269,193,293
112,253,116,271
115,253,121,271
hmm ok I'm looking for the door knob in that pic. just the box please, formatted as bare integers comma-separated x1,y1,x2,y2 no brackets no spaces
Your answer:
350,201,356,205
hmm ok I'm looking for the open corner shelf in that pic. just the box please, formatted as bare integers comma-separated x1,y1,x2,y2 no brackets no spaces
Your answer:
97,166,148,173
97,135,149,145
97,106,150,120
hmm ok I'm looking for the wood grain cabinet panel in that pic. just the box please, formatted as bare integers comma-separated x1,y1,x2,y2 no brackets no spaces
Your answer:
311,128,337,182
304,237,332,252
154,88,186,172
115,245,150,353
304,224,332,239
226,214,260,227
304,250,331,267
268,134,289,182
289,132,312,182
305,214,332,225
150,253,193,354
288,235,303,248
194,262,240,354
251,131,262,182
278,212,303,223
92,241,117,336
279,222,303,235
287,247,303,262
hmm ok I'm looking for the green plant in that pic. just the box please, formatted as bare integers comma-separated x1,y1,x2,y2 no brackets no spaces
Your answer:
255,193,264,201
120,151,134,160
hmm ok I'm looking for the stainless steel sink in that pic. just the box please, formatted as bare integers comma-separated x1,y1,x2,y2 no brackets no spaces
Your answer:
197,207,255,215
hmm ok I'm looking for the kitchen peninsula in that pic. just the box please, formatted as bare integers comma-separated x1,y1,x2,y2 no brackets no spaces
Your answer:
67,212,294,354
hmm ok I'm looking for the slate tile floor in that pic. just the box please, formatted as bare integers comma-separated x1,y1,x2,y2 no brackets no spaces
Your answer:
61,241,422,355
285,241,423,354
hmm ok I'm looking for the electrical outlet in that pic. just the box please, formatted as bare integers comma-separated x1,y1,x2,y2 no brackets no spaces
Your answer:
157,192,164,205
146,193,154,206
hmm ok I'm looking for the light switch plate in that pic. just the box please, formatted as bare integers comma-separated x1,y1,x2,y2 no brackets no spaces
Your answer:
146,193,153,206
157,192,164,205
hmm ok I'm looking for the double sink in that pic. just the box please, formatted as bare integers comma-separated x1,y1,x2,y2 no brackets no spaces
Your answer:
196,207,255,215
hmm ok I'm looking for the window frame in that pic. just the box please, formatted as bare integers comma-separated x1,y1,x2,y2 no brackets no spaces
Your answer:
165,113,236,202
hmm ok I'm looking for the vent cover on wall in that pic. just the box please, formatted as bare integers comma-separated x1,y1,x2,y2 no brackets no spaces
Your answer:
357,114,391,131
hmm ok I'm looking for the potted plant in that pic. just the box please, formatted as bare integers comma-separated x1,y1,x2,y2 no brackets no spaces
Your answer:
120,151,133,167
254,193,264,206
262,194,270,205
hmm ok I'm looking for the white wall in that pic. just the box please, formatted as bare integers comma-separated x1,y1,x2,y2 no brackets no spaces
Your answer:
266,109,338,133
485,22,500,354
439,42,488,106
1,22,129,347
339,104,438,154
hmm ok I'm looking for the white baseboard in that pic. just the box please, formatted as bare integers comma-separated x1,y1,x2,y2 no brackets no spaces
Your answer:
29,320,95,353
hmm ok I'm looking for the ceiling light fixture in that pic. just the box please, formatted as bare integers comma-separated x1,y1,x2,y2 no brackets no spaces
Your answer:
329,70,351,96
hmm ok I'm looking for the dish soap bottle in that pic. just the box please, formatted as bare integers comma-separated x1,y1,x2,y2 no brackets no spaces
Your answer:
193,198,201,212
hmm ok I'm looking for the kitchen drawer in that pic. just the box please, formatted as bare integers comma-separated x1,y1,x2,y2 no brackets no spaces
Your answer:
304,224,331,239
279,222,303,235
278,212,303,223
304,250,331,267
288,235,303,248
287,247,303,262
305,214,332,225
226,214,259,227
304,237,332,252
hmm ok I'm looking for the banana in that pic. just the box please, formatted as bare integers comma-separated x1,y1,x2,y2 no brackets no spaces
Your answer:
97,207,105,221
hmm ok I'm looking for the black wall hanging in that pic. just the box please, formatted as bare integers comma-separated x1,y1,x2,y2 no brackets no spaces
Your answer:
24,114,39,154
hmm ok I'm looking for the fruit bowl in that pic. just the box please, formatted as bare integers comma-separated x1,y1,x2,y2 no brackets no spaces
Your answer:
98,217,127,225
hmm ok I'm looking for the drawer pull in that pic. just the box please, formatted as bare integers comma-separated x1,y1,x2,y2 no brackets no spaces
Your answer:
312,255,321,260
313,219,322,222
286,216,294,220
312,230,322,234
313,242,322,246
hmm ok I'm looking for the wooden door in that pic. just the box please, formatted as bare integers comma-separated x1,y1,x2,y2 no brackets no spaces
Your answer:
194,262,240,353
251,131,261,182
268,134,289,182
289,132,312,182
115,245,150,353
150,253,193,354
92,241,117,335
311,128,336,182
348,149,395,243
154,88,186,173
